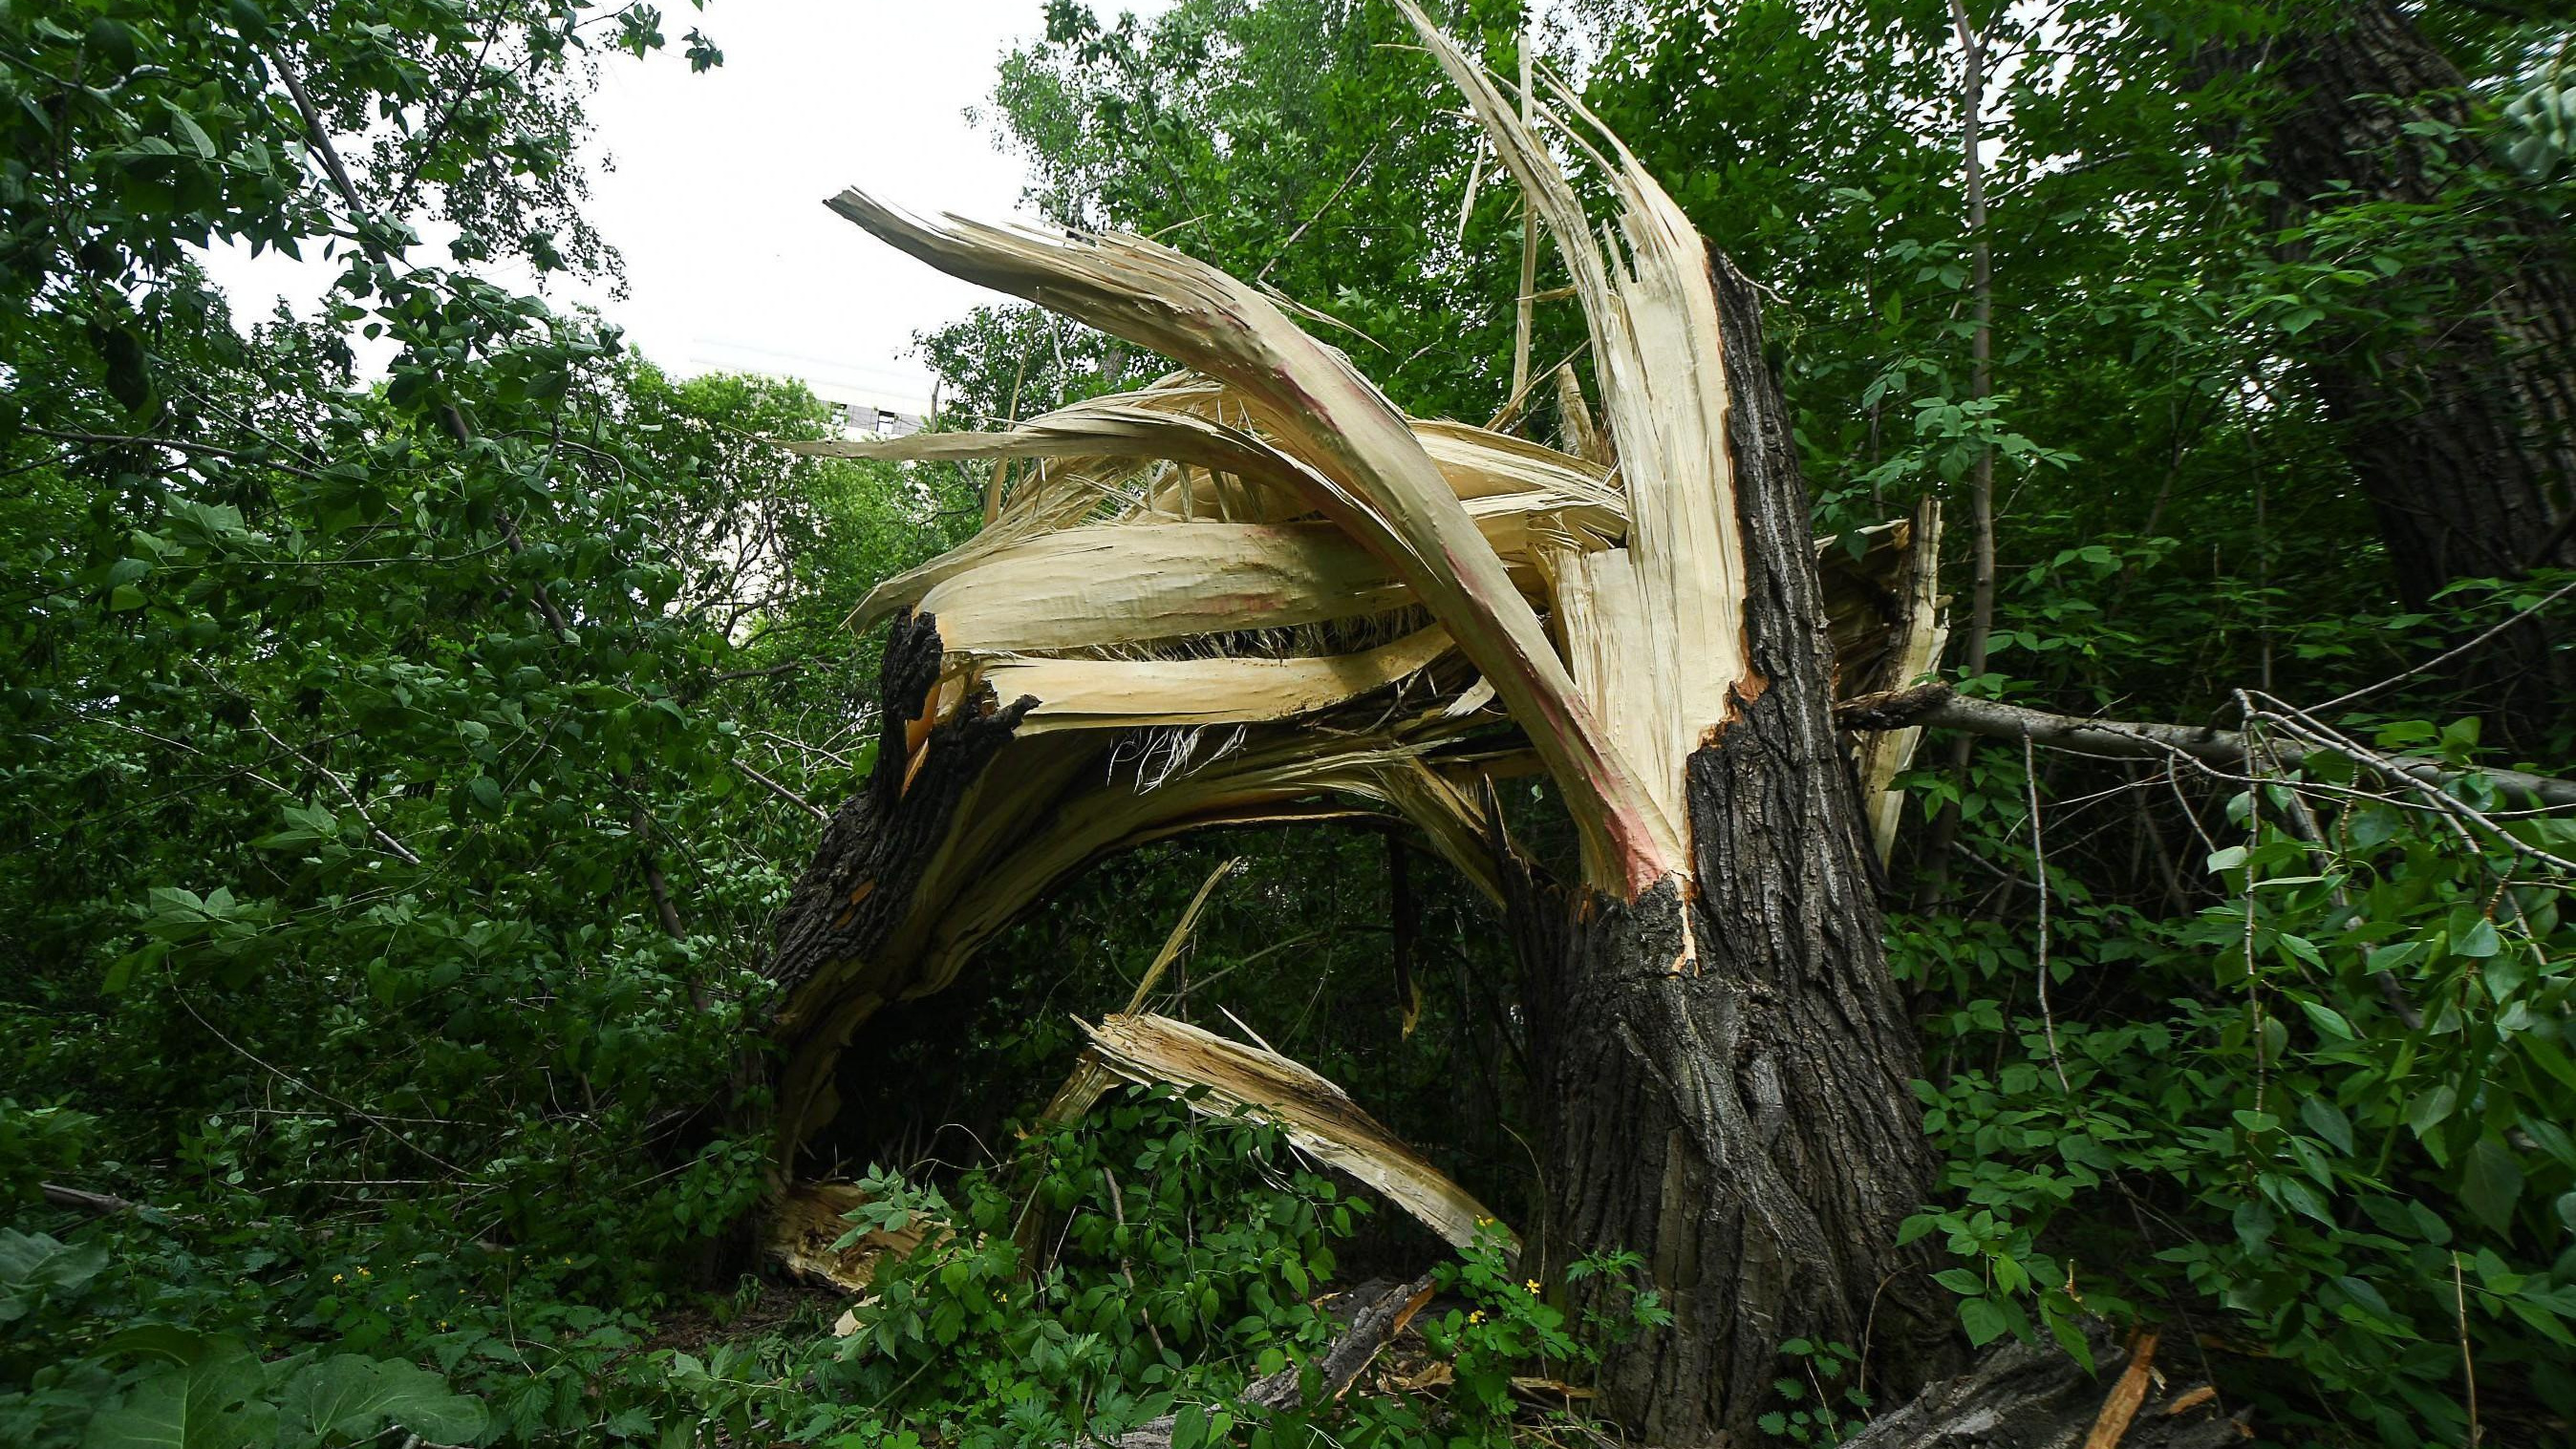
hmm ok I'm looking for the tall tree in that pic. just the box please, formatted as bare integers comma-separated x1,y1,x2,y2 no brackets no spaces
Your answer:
2225,0,2576,744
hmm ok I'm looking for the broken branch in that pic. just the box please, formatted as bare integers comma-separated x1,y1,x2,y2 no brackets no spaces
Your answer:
1838,685,2576,809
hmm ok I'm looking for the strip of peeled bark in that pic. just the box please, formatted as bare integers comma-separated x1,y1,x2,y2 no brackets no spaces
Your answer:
1506,259,1961,1445
1401,0,1751,892
1068,1012,1509,1251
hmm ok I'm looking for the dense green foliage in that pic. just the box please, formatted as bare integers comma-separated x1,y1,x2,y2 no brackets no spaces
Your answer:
4,1,2573,1447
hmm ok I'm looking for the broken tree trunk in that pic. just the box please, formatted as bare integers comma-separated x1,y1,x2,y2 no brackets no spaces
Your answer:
760,15,2201,1444
1503,259,1962,1445
761,607,1035,1156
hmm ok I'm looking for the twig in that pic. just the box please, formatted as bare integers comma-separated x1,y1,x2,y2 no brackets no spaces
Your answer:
1259,141,1382,285
708,660,805,685
242,713,424,866
2239,715,2425,1028
268,44,367,217
2245,693,2576,874
24,427,331,485
169,984,466,1176
2455,1252,2480,1448
2311,576,2576,713
1104,1167,1169,1357
2022,734,2072,1096
42,1182,143,1217
1484,338,1591,433
732,756,830,823
629,800,689,940
2234,695,2269,1120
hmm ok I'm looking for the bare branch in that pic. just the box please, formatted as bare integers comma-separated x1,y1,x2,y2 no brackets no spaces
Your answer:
1840,685,2576,810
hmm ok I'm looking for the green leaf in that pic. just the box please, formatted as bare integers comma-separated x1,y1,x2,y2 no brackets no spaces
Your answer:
98,1325,212,1364
84,1338,275,1449
277,1354,486,1447
2296,999,2355,1041
0,1229,109,1320
2459,1137,2525,1233
2407,1084,2458,1139
2300,1097,2354,1155
1958,1296,2009,1348
2453,919,2501,958
163,103,217,160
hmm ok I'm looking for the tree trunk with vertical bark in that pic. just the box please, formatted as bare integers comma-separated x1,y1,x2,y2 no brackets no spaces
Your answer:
1505,257,1963,1446
760,607,1035,1160
2244,1,2576,743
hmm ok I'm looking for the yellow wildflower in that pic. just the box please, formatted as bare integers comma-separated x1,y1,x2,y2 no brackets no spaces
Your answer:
356,1268,370,1277
331,1273,344,1284
1524,1279,1541,1295
1467,1310,1484,1324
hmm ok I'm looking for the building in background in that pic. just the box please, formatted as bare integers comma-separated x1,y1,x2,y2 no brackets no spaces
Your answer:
812,387,925,440
686,339,932,439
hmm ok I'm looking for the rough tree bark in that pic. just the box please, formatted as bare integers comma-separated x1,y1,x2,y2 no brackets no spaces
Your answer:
2241,1,2576,743
1504,258,1963,1445
761,607,1033,1159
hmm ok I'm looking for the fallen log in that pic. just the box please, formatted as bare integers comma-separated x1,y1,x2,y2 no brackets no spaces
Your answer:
41,1182,140,1216
1117,1308,2236,1449
1841,1322,2243,1449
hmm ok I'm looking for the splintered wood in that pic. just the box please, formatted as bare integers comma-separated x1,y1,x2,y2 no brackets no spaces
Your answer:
766,1180,932,1294
761,4,1944,1158
1070,1012,1512,1253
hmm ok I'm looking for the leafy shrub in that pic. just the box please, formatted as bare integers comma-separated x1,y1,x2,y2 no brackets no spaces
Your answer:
1894,740,2576,1446
816,1090,1360,1447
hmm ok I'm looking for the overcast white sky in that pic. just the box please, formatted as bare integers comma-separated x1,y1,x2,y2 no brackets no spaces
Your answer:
211,3,1168,413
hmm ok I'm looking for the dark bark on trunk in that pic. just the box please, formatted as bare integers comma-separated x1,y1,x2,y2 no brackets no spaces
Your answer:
2244,2,2576,744
1505,257,1963,1446
762,607,1033,1156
